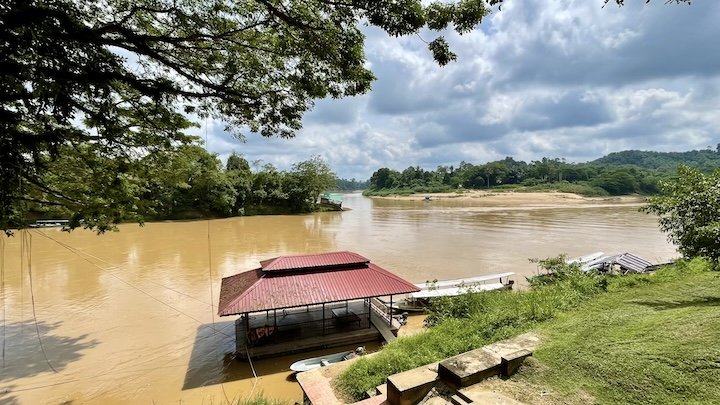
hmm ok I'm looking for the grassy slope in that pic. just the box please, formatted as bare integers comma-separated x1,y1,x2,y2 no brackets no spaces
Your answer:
338,261,720,403
519,264,720,404
336,272,609,400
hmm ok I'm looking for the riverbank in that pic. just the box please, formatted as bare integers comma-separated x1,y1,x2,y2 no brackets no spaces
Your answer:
369,190,645,207
336,259,718,402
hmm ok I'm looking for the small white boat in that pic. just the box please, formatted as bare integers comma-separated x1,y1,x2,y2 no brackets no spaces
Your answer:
567,252,604,265
289,347,364,372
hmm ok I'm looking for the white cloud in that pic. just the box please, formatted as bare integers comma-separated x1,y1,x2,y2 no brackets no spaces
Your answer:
201,0,720,179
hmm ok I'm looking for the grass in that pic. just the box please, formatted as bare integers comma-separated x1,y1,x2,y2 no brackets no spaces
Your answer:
516,259,720,404
336,269,610,400
337,259,720,403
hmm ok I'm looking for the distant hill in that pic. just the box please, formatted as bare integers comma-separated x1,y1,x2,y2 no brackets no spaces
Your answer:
592,149,720,172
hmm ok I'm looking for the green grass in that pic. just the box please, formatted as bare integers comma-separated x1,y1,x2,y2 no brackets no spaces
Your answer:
518,259,720,404
336,270,610,400
337,260,720,403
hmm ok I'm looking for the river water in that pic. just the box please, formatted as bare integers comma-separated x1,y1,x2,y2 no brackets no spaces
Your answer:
0,193,677,404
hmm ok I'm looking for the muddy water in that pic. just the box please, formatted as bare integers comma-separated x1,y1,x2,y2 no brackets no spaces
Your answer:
0,193,677,404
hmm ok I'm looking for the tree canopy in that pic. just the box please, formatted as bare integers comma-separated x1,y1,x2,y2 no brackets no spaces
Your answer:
1,0,495,232
0,0,691,232
643,166,720,263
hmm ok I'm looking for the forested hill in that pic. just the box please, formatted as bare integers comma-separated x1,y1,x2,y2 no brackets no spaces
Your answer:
592,148,720,171
364,148,720,197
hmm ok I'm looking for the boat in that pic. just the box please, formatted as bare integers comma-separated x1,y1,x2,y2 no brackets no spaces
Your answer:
567,252,604,265
289,347,364,372
382,272,515,312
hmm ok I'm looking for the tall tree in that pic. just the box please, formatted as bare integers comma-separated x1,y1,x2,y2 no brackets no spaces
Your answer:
0,0,495,232
287,156,336,209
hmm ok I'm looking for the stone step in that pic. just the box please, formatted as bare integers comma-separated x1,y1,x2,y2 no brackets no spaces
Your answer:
387,363,439,405
438,348,502,388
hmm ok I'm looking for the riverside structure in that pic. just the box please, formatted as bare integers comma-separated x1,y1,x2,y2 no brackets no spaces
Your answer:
217,251,420,359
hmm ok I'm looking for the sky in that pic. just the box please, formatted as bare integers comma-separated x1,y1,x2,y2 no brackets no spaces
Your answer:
197,0,720,180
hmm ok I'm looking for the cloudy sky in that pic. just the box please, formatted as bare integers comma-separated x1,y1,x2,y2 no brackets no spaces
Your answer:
198,0,720,180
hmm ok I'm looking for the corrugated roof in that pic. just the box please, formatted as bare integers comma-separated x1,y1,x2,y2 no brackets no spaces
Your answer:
609,253,653,273
260,251,369,272
218,253,419,315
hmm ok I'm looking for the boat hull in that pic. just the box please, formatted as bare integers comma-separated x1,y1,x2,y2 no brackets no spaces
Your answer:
289,350,353,372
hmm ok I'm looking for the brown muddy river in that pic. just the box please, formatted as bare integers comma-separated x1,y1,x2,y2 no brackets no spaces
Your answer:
0,193,677,404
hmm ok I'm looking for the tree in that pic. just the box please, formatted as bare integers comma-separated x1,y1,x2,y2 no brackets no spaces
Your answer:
643,165,720,262
225,153,252,215
291,156,335,204
0,0,495,232
226,153,251,173
142,145,237,218
0,0,690,232
369,168,399,190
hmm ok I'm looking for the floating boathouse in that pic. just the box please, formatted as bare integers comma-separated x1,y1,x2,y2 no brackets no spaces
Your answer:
217,251,420,359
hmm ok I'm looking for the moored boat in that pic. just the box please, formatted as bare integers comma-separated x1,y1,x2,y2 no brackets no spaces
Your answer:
382,272,515,312
289,347,364,372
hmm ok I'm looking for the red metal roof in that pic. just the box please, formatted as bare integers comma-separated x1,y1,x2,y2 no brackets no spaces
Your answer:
218,252,419,315
259,251,369,272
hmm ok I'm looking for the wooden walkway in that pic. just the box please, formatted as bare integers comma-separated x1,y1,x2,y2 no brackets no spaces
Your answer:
371,312,397,343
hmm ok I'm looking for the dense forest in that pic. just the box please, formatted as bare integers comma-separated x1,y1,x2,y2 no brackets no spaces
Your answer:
24,146,720,227
365,148,720,196
27,141,337,227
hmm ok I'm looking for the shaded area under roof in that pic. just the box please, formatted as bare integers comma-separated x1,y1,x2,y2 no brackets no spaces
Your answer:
218,252,419,315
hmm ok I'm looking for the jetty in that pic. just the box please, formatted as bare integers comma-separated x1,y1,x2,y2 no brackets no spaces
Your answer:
217,251,417,359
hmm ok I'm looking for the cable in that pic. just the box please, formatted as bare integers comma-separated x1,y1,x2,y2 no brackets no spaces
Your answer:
245,344,259,399
30,230,216,309
23,231,58,373
208,220,217,331
31,230,232,338
1,235,5,368
204,118,232,405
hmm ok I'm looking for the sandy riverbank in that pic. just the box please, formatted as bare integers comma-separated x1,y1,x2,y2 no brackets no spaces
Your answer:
369,190,646,207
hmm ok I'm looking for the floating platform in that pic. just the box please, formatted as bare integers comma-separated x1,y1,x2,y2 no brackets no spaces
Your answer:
235,300,399,360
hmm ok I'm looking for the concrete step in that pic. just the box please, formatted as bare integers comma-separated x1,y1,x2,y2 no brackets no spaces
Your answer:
450,393,473,405
366,383,387,398
438,348,502,388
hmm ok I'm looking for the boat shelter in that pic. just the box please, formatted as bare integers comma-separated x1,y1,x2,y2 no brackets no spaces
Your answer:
218,251,420,359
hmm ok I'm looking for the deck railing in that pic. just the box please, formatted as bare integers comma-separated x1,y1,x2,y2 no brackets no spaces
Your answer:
369,299,392,325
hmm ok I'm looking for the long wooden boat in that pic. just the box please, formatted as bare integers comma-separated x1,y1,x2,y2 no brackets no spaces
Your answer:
383,272,515,312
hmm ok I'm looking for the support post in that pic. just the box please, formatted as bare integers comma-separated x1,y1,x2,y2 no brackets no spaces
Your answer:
367,298,371,328
244,313,250,346
389,295,393,326
322,303,326,336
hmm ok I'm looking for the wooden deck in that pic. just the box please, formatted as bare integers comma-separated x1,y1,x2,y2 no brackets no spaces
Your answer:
235,300,397,360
